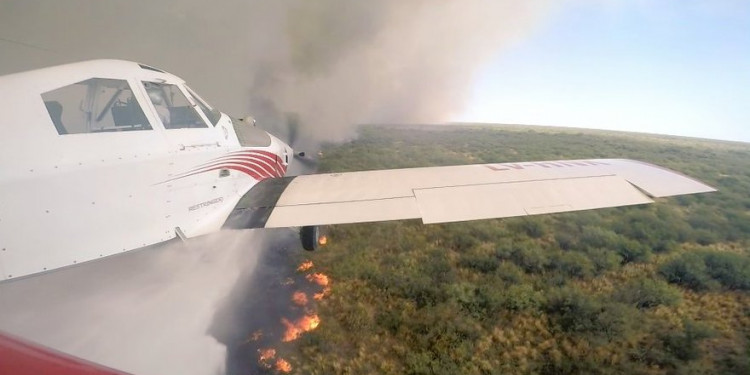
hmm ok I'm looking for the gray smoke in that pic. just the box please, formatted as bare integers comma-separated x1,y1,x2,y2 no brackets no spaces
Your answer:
0,0,558,144
0,1,559,373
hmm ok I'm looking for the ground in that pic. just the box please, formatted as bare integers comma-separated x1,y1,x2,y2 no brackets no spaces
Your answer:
257,124,750,375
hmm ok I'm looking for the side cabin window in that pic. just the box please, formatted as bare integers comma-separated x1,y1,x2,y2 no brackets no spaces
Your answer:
143,82,208,129
41,78,152,135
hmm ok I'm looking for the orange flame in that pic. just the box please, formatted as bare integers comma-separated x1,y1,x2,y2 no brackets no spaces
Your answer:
257,348,276,369
318,235,328,246
281,314,321,342
314,287,331,300
291,291,308,306
275,358,292,373
297,260,314,272
306,273,329,287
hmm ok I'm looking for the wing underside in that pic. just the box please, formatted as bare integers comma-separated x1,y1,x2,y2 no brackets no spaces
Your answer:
223,159,715,229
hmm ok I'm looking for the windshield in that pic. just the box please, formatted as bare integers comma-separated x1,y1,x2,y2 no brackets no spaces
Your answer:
185,86,222,126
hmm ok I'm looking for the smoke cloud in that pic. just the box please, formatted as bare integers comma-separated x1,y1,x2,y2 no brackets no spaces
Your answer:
0,0,558,145
0,1,560,374
252,1,559,146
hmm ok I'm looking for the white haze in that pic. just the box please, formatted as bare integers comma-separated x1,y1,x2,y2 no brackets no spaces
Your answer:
0,231,264,375
0,0,560,373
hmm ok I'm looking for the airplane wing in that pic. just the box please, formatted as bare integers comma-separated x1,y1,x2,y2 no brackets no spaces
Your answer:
223,159,715,229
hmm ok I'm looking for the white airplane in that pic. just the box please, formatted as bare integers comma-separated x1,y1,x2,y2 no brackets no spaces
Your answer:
0,59,714,372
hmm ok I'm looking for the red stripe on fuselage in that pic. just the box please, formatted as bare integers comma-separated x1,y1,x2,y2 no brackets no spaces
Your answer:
194,157,279,178
163,149,287,182
222,151,285,176
193,150,285,176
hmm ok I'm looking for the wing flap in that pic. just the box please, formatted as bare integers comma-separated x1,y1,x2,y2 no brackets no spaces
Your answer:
413,175,653,224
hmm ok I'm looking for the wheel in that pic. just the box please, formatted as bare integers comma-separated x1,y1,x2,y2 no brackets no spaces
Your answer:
300,225,319,251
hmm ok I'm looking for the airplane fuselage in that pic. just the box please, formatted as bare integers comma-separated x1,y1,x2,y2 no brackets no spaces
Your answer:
0,60,290,281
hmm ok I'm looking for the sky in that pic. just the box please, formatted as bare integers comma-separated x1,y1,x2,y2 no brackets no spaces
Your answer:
457,0,750,143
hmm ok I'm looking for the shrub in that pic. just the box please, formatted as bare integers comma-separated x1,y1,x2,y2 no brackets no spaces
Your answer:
659,252,717,291
550,251,595,279
660,250,750,291
661,320,715,361
511,243,551,273
613,207,686,252
554,231,578,251
579,226,621,250
702,251,750,290
509,218,547,238
495,261,525,284
615,277,682,309
501,284,544,312
584,247,623,273
457,254,499,274
616,238,652,263
546,287,633,339
693,229,719,245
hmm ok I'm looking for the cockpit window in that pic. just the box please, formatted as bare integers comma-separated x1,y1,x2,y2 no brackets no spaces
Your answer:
143,82,208,129
41,78,152,134
185,86,222,126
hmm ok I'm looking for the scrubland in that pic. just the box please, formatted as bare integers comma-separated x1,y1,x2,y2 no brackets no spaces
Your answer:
291,125,750,374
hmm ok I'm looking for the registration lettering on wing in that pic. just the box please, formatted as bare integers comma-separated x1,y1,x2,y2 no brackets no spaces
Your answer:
484,160,609,171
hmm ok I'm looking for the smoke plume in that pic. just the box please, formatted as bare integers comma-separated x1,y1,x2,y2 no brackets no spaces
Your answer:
0,0,558,145
0,1,559,374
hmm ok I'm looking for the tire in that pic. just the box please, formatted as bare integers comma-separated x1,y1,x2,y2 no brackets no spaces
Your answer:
300,226,319,251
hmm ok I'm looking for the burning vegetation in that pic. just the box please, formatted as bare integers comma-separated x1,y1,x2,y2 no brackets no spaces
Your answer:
296,260,313,272
281,314,321,342
243,258,331,374
274,358,292,373
291,291,308,306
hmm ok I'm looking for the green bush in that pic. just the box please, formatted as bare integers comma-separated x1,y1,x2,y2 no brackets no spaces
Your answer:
579,226,621,250
501,284,545,312
660,250,750,291
614,277,682,309
554,230,578,251
457,254,499,274
495,261,525,284
510,243,551,273
552,251,595,279
616,237,652,263
693,229,720,245
584,247,623,273
659,252,718,291
546,287,633,339
508,218,547,238
662,320,715,361
702,251,750,290
613,207,685,253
